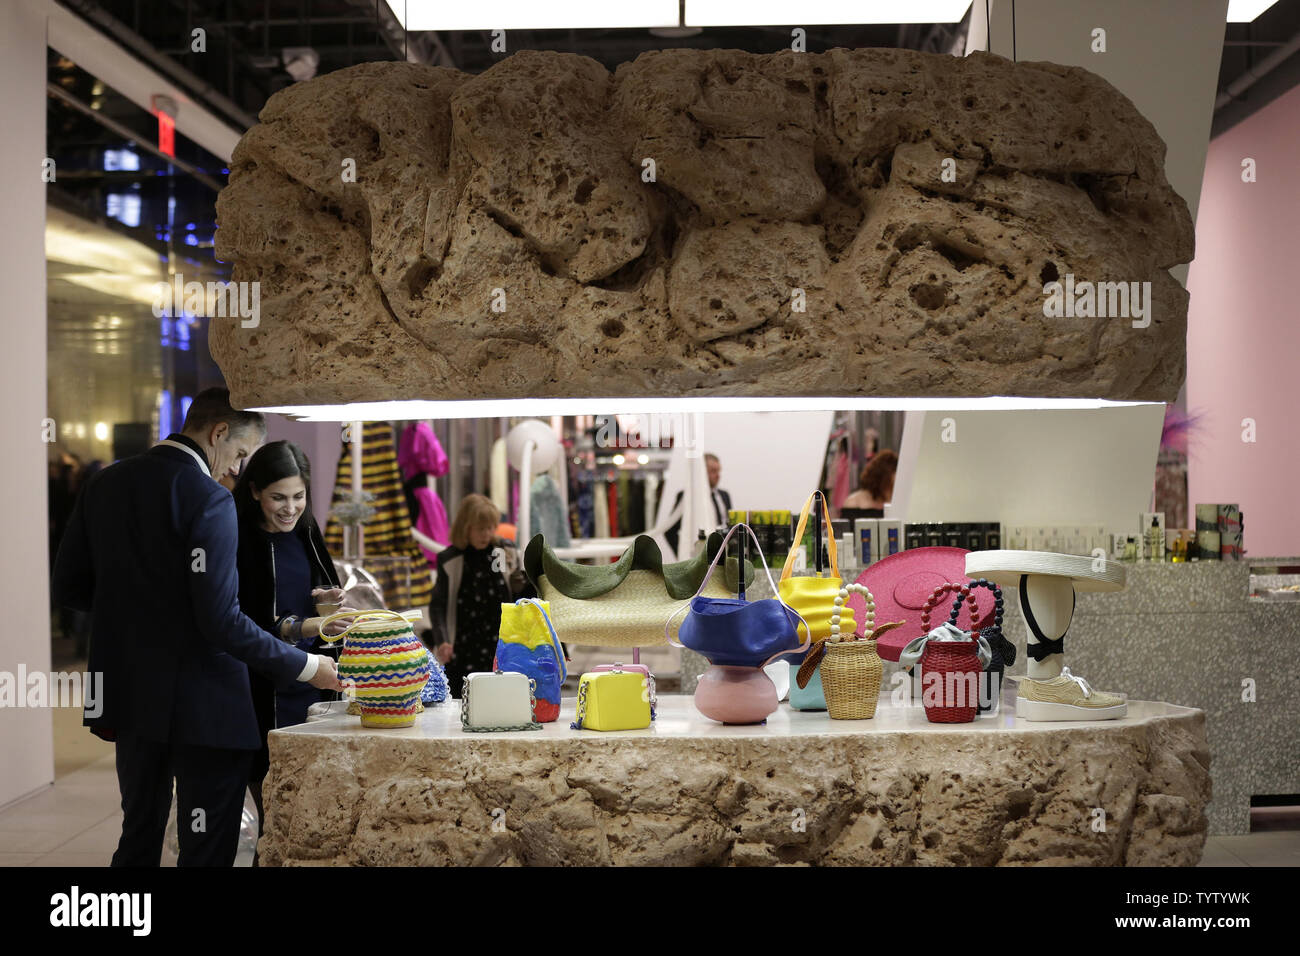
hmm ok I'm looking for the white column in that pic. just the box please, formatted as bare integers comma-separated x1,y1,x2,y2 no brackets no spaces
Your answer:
969,0,1229,283
0,0,55,807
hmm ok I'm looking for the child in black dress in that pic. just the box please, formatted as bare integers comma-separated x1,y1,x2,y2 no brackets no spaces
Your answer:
428,494,533,698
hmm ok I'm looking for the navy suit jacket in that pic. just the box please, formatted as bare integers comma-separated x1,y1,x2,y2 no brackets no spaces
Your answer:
51,441,310,750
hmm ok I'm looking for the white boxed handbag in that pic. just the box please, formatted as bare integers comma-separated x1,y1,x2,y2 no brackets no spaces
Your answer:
460,670,541,732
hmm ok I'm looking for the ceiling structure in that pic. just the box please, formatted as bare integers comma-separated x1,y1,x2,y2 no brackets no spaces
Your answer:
51,0,1300,140
41,0,1300,453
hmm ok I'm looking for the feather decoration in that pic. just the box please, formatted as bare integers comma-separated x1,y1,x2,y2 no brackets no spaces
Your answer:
1160,405,1202,454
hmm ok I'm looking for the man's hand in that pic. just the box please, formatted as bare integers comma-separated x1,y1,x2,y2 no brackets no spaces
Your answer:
434,643,453,664
307,654,345,691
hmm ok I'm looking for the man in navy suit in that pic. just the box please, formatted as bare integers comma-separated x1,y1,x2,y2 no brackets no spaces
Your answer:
52,388,343,867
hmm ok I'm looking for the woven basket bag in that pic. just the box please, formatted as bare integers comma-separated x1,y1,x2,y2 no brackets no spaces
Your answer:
918,584,982,723
799,583,898,720
949,578,1016,713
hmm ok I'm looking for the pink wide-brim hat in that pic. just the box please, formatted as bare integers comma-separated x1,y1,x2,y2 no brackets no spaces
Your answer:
851,547,996,662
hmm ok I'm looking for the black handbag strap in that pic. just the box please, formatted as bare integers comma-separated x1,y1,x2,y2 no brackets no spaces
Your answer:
950,578,1016,666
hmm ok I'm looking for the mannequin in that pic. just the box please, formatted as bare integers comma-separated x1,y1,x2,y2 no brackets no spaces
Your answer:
965,550,1127,721
1020,573,1074,680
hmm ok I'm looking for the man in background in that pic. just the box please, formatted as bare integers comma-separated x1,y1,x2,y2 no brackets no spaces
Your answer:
664,452,733,555
52,388,343,866
704,453,733,526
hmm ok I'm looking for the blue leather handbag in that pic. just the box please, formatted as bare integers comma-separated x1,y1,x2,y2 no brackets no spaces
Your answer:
667,523,810,668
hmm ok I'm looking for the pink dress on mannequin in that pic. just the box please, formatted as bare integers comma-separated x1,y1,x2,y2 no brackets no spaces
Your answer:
398,422,451,568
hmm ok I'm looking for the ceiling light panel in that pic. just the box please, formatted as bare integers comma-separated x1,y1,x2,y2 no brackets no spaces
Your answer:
385,1,680,31
1227,1,1281,22
255,396,1155,423
686,1,972,26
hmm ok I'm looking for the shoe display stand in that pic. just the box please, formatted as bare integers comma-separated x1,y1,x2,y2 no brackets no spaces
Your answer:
997,557,1300,835
259,692,1209,866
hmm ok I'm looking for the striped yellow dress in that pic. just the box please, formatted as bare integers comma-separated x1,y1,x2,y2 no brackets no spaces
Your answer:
324,421,434,609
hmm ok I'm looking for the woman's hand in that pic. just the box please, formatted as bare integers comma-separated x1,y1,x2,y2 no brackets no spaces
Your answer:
301,616,350,640
319,615,352,638
434,643,453,664
311,586,346,609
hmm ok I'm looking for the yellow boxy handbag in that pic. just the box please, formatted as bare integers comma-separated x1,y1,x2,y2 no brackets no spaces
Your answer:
779,491,856,643
570,666,654,731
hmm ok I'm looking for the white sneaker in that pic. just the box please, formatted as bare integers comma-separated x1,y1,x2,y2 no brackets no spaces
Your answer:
1016,667,1127,721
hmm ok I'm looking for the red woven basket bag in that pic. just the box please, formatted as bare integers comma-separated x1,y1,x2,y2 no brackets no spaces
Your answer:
918,583,983,723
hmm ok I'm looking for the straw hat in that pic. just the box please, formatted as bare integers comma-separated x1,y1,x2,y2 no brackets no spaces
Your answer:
964,550,1126,592
854,547,994,662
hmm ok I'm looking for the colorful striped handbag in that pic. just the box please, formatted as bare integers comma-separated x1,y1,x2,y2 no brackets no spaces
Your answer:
318,609,431,728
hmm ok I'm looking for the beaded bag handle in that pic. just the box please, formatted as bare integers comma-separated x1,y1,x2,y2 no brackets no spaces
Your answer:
795,583,905,689
948,578,1000,631
831,582,874,641
919,583,980,640
949,578,1015,666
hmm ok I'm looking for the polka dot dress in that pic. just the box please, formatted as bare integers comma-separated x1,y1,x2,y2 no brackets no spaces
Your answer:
445,545,512,699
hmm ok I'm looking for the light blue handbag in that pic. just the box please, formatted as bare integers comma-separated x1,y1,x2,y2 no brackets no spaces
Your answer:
789,664,828,710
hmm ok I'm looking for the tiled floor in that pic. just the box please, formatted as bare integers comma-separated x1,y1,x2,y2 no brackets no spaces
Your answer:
1,745,1296,865
0,753,123,866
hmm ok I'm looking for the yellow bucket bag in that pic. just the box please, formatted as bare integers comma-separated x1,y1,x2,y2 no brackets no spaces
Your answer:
778,491,855,643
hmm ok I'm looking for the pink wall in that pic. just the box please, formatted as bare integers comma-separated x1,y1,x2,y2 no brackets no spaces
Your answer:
1186,83,1300,558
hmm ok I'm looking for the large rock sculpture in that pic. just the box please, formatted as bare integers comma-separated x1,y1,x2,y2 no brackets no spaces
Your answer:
213,49,1193,406
257,698,1211,866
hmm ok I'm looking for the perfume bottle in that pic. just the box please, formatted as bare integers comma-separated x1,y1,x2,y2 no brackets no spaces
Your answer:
1146,516,1165,562
1122,536,1138,562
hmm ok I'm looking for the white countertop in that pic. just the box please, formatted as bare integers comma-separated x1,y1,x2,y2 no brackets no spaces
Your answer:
280,688,1200,743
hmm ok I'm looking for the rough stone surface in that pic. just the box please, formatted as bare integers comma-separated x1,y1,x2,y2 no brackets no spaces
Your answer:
215,49,1193,407
258,697,1210,866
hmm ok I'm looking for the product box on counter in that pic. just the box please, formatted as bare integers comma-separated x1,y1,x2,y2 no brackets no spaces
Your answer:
899,521,1001,553
1188,503,1244,561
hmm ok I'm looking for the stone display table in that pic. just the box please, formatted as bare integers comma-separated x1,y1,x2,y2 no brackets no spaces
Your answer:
259,690,1209,866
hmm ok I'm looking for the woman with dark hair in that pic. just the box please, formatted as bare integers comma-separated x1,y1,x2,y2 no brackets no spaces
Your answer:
232,440,347,830
842,449,899,513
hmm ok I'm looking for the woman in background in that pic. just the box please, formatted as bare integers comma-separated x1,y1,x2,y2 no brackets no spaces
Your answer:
842,449,898,513
428,494,534,698
232,441,348,831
